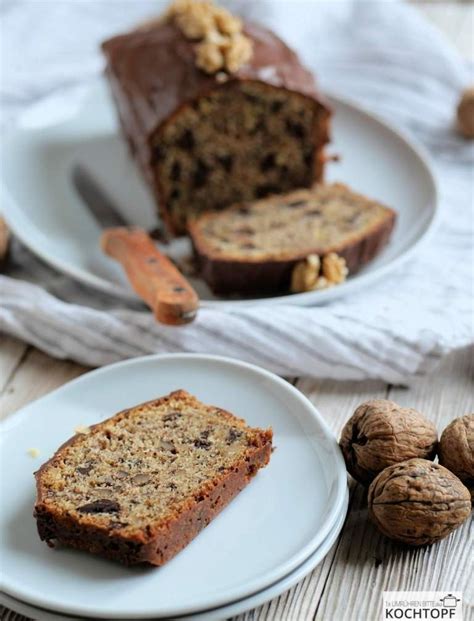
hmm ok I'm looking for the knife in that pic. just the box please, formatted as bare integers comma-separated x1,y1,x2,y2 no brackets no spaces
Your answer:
72,164,199,325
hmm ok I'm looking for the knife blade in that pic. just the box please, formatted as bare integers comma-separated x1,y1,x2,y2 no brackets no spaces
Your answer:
71,164,199,325
72,164,129,229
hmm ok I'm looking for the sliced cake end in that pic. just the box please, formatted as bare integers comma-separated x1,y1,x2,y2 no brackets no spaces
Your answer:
188,183,396,294
101,2,331,235
34,390,272,566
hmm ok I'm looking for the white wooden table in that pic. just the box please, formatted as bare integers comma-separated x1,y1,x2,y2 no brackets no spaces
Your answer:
1,3,473,620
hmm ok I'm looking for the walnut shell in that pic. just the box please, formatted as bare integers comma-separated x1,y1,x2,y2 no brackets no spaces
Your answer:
457,86,474,139
368,458,471,545
0,216,10,271
439,414,474,501
339,400,438,485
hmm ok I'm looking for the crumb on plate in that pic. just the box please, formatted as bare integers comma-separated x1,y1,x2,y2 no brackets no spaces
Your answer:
74,425,91,435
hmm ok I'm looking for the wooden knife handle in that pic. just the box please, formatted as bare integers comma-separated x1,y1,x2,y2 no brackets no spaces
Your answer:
101,227,199,325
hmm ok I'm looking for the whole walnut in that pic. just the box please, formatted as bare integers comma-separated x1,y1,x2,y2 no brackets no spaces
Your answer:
368,458,471,545
438,414,474,501
339,400,438,485
457,86,474,139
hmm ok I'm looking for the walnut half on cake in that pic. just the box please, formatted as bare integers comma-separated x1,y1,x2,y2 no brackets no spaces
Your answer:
34,390,272,566
101,0,331,234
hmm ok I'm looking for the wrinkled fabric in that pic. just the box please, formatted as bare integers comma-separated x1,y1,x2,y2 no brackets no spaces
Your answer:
1,0,473,383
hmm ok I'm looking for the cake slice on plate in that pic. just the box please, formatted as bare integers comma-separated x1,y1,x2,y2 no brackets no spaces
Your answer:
188,183,397,295
34,390,272,566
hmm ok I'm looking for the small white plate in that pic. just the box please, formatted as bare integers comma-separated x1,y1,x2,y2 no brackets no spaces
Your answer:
0,490,349,621
0,80,437,307
0,354,347,619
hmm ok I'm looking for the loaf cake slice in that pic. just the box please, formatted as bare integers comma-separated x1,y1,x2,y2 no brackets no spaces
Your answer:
102,0,331,234
34,390,272,566
188,183,396,294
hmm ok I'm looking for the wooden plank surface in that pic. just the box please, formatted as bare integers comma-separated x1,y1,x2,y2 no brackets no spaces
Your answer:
0,336,28,394
233,347,473,621
0,345,89,422
304,347,474,621
233,378,388,621
1,343,472,621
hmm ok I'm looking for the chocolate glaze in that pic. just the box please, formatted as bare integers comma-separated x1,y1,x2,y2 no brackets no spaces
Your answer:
102,20,331,233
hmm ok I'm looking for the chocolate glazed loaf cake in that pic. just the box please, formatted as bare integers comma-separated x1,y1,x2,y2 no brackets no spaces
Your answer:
34,390,272,566
102,1,331,234
189,183,397,295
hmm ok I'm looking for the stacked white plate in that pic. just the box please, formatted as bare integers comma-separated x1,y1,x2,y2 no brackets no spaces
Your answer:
0,354,348,620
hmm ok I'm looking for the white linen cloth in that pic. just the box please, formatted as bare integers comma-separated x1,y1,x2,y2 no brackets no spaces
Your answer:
0,0,473,383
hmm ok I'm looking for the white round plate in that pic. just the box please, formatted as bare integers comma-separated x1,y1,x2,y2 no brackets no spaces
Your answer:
0,490,349,621
0,354,347,619
0,80,437,307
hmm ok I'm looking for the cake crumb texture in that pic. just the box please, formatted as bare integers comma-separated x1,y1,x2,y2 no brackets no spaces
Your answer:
189,182,396,294
101,12,331,233
34,390,272,566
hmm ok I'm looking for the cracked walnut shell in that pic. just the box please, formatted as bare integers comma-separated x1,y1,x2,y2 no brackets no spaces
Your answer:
0,216,10,271
368,458,471,545
439,414,474,501
339,400,438,486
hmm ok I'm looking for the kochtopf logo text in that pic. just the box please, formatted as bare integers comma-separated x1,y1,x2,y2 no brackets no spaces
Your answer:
383,592,463,620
